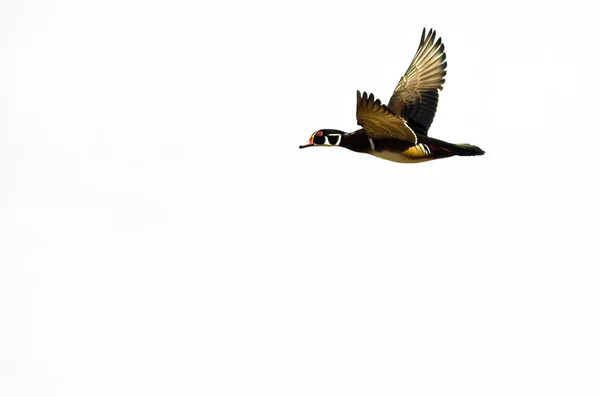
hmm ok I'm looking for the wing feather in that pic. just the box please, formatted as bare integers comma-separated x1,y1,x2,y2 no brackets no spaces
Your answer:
388,28,447,136
356,91,417,144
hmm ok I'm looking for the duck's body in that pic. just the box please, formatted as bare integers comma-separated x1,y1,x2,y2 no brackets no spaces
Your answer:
335,129,424,163
300,28,484,163
338,129,475,163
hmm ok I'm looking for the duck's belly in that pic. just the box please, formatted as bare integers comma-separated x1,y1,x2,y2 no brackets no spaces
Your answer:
370,149,433,163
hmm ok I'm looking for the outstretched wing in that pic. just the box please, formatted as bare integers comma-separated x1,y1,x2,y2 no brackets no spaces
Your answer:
388,28,447,135
356,91,417,144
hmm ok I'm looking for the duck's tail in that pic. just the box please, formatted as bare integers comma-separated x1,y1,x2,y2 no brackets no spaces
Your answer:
446,143,485,156
426,139,485,159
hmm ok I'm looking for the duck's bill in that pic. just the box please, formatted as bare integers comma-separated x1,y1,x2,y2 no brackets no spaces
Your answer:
299,141,314,149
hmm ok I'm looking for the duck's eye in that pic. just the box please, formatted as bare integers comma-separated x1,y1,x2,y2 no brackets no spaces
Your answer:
316,131,323,137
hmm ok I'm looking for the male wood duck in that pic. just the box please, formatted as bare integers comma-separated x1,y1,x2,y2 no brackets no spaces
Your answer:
299,28,484,163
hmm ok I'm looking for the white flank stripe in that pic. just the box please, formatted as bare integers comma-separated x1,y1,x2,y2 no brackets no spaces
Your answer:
368,138,375,151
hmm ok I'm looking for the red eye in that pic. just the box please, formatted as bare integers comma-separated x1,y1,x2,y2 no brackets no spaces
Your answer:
316,131,323,137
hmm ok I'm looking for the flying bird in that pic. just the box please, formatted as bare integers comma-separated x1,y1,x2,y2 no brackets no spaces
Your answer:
299,28,484,163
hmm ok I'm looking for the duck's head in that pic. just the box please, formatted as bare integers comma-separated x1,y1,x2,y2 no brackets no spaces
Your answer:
299,129,344,149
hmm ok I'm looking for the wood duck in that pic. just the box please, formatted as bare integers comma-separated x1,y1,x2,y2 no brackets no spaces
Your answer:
299,28,484,163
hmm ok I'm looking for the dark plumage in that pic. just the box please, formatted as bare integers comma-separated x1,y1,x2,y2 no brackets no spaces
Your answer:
299,28,484,163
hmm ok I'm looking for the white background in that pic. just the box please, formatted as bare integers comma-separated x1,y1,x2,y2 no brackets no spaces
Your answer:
1,0,599,396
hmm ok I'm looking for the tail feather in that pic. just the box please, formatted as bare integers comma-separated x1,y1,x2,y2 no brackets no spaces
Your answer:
426,140,485,159
450,143,485,156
